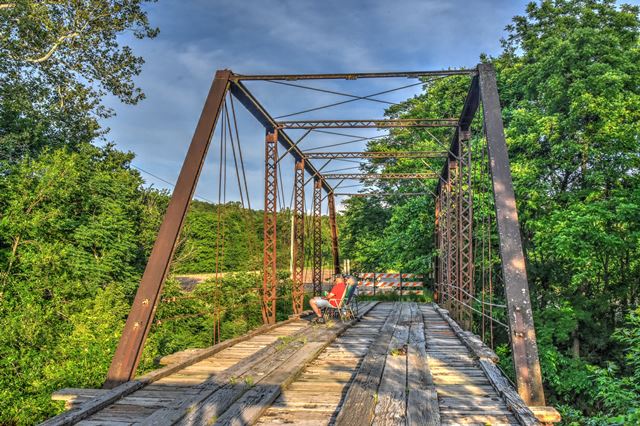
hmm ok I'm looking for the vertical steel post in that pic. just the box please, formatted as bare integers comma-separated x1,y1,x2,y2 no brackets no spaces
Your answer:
328,192,341,275
292,160,305,314
434,195,441,302
458,129,474,330
441,183,450,307
478,63,545,406
262,129,278,325
104,70,231,388
448,159,460,319
312,178,323,296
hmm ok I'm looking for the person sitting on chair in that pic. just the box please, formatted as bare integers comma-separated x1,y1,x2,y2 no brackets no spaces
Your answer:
309,275,346,324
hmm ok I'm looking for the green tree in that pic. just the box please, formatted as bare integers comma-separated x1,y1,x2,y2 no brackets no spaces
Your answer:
0,0,158,160
0,145,161,423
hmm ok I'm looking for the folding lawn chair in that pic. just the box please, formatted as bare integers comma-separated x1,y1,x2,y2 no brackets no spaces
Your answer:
322,283,357,321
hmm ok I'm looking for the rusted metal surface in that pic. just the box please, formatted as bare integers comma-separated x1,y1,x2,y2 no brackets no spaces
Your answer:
262,130,279,325
104,70,232,388
328,192,341,275
292,161,305,315
457,129,474,330
334,192,432,197
479,63,545,406
303,151,448,159
278,118,458,129
436,74,480,193
312,179,323,296
434,195,441,302
447,159,460,317
323,173,438,180
231,69,476,81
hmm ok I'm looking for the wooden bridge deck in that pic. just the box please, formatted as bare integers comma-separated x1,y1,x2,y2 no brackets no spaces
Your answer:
46,302,549,426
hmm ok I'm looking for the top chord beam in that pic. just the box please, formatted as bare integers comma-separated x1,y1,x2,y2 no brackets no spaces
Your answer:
231,70,476,81
278,119,458,129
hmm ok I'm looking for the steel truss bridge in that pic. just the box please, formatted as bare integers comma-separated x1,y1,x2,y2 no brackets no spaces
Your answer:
43,66,561,426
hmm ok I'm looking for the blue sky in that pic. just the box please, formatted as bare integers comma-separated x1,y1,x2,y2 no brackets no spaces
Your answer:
100,0,637,212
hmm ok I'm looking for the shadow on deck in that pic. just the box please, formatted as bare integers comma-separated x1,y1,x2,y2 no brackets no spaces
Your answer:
44,302,560,426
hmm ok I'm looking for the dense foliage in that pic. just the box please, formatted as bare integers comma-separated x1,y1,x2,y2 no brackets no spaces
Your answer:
1,0,639,424
341,1,640,424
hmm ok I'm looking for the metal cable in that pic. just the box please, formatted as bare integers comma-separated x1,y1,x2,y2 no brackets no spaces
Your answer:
270,82,424,119
131,165,215,204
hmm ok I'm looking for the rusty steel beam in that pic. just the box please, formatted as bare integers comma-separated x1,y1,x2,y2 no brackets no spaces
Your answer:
262,130,278,325
312,179,323,296
479,63,545,406
334,192,431,197
327,192,340,275
292,160,305,315
436,72,480,195
278,118,458,129
439,178,450,307
434,195,442,302
303,151,448,159
229,81,332,193
458,129,474,330
447,160,460,319
323,173,438,180
104,70,232,388
231,69,476,81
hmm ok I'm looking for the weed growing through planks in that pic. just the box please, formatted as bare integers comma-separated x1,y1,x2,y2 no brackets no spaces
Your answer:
244,376,254,387
276,335,307,351
229,376,237,384
206,416,217,425
390,344,408,357
276,335,294,351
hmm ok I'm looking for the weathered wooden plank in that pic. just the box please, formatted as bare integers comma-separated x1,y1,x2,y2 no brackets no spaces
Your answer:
143,327,322,425
441,414,518,425
175,302,378,425
372,303,410,426
529,406,562,423
432,304,498,363
76,420,131,426
211,340,330,425
334,303,402,426
212,309,374,426
478,359,540,426
44,314,313,426
407,303,440,426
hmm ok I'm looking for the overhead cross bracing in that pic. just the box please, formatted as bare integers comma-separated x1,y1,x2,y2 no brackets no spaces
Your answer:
334,192,432,197
277,118,458,129
323,173,438,180
82,63,560,424
303,151,448,159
